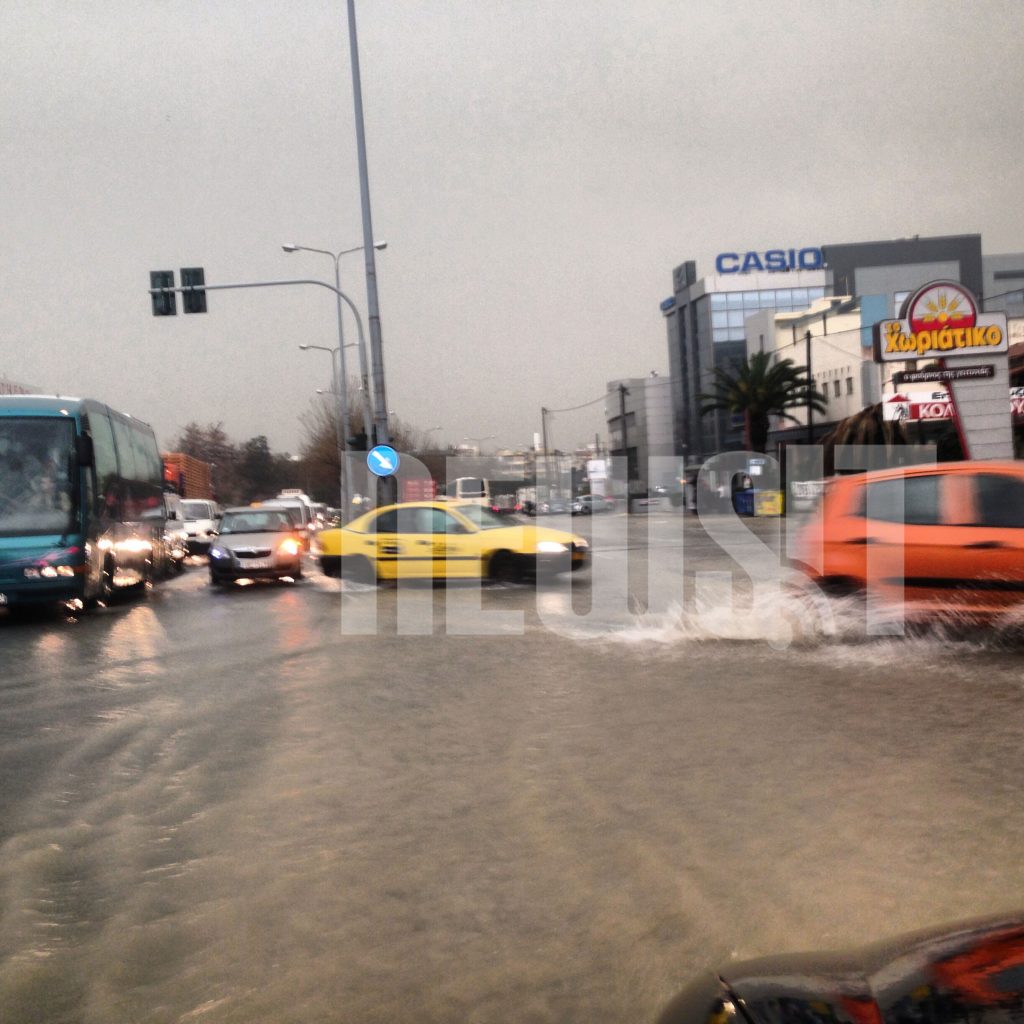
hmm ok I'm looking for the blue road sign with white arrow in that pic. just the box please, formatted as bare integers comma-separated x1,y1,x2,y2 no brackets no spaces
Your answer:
367,445,399,477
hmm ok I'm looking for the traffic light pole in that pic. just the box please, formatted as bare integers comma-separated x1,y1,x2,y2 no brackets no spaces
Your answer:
149,277,369,340
149,278,372,397
149,276,376,514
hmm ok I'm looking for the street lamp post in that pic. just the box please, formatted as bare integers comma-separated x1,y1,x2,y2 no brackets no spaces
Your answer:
462,434,495,455
282,240,386,446
301,343,348,516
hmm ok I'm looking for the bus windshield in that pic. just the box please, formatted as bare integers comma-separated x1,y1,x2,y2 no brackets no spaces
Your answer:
0,417,77,537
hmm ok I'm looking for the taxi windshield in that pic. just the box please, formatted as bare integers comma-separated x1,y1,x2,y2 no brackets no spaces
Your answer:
455,504,510,530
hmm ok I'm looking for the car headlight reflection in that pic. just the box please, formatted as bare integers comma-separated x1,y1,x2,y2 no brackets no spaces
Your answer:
536,541,569,554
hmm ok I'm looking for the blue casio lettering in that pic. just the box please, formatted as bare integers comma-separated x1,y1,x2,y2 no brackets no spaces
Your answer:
741,251,764,273
715,247,823,274
798,247,824,270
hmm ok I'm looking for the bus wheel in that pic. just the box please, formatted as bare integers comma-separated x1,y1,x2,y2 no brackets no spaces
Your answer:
101,557,116,602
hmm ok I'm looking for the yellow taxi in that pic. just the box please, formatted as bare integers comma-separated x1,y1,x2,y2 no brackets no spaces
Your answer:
313,501,590,582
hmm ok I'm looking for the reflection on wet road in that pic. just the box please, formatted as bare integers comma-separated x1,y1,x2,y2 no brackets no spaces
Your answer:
2,515,1024,1023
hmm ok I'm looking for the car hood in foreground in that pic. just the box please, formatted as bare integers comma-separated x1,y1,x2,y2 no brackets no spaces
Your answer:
658,912,1024,1024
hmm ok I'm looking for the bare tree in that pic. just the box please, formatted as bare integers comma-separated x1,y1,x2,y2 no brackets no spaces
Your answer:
296,383,436,503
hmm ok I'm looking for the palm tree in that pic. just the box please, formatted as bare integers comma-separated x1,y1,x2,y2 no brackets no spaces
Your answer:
699,351,827,453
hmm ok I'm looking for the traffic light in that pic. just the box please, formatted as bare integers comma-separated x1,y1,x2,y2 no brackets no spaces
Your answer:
347,430,368,451
180,267,207,313
150,270,176,316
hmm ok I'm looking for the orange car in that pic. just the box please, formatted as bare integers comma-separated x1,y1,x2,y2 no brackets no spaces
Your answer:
792,461,1024,620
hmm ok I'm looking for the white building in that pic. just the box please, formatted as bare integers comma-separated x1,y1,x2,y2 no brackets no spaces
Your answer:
744,296,887,442
605,374,676,494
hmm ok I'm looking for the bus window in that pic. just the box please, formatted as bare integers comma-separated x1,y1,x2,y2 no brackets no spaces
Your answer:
86,408,120,518
0,416,77,536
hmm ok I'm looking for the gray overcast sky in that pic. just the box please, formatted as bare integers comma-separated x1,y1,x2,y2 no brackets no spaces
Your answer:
2,0,1023,455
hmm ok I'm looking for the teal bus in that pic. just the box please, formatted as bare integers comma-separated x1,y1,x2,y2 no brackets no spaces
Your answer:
0,395,172,609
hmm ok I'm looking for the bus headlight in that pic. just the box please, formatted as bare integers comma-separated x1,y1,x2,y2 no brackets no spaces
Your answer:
26,565,75,579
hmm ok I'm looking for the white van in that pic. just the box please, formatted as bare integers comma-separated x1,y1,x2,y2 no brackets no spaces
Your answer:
180,498,222,554
439,477,491,506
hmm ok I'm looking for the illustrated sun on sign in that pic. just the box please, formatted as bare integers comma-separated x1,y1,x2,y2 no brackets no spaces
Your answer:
922,293,963,324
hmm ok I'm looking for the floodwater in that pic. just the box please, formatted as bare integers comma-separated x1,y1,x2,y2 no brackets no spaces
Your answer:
2,513,1024,1023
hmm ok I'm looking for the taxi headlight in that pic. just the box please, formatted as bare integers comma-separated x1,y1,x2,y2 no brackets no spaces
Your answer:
537,541,569,554
278,539,301,557
209,546,228,560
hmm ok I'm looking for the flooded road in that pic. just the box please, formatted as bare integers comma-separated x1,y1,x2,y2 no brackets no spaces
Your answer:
2,513,1024,1023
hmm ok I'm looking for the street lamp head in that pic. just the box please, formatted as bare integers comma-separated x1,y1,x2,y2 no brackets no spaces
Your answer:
374,240,388,251
281,243,300,253
298,344,310,350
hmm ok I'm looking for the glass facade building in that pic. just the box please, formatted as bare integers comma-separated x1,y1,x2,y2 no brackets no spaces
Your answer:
664,262,829,460
709,287,827,344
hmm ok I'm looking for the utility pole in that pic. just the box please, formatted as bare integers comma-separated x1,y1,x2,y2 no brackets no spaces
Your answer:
347,0,389,448
540,407,552,498
619,383,630,492
805,330,814,444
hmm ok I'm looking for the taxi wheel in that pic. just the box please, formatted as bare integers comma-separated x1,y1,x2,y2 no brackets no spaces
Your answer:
488,550,520,582
341,555,377,584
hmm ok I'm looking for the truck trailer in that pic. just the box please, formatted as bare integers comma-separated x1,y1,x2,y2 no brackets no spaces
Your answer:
162,452,214,499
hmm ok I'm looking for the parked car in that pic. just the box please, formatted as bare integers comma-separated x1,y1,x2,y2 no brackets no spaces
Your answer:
539,498,570,516
488,494,520,516
180,498,221,555
207,506,304,586
792,460,1024,621
571,495,612,515
314,501,589,583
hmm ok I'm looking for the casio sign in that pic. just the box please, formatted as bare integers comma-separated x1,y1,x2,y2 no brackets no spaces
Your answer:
715,248,824,274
